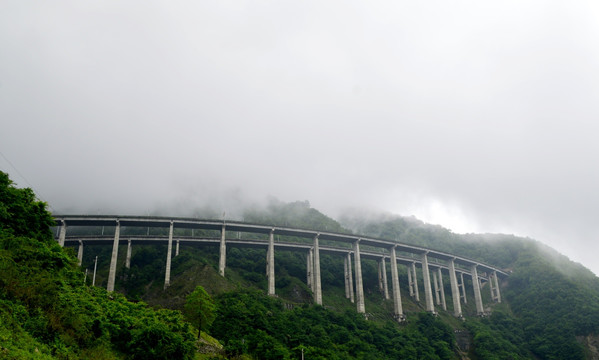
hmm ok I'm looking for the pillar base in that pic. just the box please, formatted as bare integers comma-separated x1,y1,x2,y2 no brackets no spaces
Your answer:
394,314,406,322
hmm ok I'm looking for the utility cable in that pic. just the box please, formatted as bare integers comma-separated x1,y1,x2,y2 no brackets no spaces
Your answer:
0,149,55,212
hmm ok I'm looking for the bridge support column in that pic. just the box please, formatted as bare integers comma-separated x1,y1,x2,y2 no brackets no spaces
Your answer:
433,270,441,306
448,259,462,317
407,263,414,297
353,240,366,314
493,271,501,303
125,239,131,269
164,221,174,290
107,220,120,292
348,252,354,303
92,255,98,287
307,248,313,291
411,262,420,302
175,238,180,257
379,258,389,300
219,224,226,277
344,255,350,299
421,252,435,313
438,268,447,311
77,240,83,266
471,264,484,315
313,235,322,305
489,272,496,301
459,272,468,304
267,230,275,296
389,246,404,321
58,221,67,247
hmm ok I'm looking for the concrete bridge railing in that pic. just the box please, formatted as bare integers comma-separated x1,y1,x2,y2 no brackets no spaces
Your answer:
54,215,506,320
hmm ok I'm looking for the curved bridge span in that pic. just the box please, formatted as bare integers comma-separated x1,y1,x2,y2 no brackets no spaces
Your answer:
54,215,506,320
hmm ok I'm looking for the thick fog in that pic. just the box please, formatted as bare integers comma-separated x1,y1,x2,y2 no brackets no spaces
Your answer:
2,1,599,274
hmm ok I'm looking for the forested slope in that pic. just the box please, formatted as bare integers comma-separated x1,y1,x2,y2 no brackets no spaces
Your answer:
340,211,599,359
3,172,599,359
0,172,197,359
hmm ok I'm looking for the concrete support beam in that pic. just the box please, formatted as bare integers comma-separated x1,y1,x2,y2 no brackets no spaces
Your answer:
489,272,496,300
107,221,120,292
448,259,462,317
77,240,83,266
378,260,384,293
460,272,468,304
58,221,67,247
164,221,174,290
493,271,502,303
219,224,226,277
307,248,313,291
125,239,131,269
380,258,389,300
348,252,354,303
92,255,98,286
313,235,322,305
411,262,420,302
175,238,180,257
433,271,441,306
471,264,484,315
344,255,350,299
407,264,414,297
267,230,275,296
421,252,435,313
353,240,366,314
438,268,447,311
389,246,404,321
488,271,501,303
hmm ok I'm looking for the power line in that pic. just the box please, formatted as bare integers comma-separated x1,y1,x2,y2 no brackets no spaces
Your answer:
0,149,55,212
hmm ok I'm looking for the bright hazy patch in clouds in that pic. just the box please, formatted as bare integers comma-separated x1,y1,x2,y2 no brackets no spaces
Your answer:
411,200,479,235
1,0,599,274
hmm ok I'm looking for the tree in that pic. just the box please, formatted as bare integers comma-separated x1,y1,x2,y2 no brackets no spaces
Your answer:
184,286,216,339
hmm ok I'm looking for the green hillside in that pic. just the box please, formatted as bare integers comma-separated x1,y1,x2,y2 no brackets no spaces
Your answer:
3,171,599,359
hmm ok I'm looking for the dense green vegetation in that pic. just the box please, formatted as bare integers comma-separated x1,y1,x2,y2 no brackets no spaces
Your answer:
212,289,455,360
4,171,599,359
342,211,599,360
0,172,197,359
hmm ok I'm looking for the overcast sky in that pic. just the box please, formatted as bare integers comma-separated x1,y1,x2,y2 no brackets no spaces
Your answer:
2,1,599,274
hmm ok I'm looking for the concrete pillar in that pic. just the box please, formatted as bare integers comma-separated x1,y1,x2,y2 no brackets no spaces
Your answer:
433,271,441,306
353,240,366,314
471,264,484,315
267,230,275,296
421,252,435,313
77,240,83,266
348,252,354,303
307,249,313,290
219,224,226,277
107,221,120,292
164,221,174,290
313,235,322,305
493,271,501,303
460,272,468,304
344,255,350,299
411,262,420,302
58,221,67,247
381,257,389,300
407,263,414,297
175,238,180,257
438,268,447,311
389,246,404,321
378,260,384,292
92,255,98,287
125,239,132,269
489,272,496,300
448,259,462,317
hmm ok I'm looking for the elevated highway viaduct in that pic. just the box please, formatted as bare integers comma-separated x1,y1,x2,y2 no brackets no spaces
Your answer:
54,215,507,320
